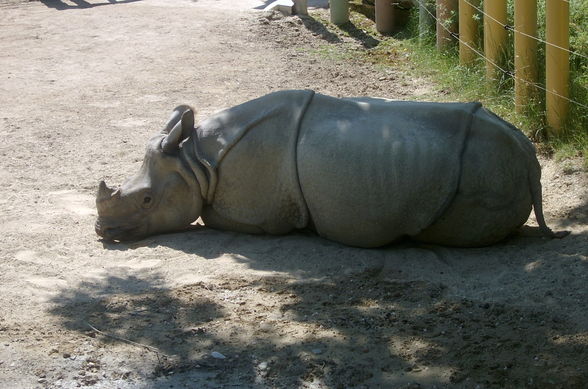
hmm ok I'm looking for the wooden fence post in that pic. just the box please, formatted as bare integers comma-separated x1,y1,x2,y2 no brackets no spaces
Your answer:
436,0,458,50
484,0,507,81
293,0,308,15
514,0,538,113
419,0,436,40
459,0,479,65
330,0,349,25
546,0,570,133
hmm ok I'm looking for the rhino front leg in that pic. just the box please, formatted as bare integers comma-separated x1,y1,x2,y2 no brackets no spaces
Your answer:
201,207,265,234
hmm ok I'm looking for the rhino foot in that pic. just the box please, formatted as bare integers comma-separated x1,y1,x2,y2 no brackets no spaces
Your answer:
551,230,571,239
540,226,571,239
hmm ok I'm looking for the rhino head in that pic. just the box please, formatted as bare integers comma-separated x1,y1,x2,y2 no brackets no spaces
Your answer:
95,106,203,242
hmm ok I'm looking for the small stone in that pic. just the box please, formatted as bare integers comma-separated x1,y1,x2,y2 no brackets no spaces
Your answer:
311,348,323,355
258,361,268,370
62,353,71,359
211,351,226,359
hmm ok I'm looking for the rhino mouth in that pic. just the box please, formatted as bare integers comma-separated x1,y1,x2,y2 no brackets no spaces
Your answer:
95,220,144,242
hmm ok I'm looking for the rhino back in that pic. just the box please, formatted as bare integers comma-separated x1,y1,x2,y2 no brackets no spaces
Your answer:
297,95,480,247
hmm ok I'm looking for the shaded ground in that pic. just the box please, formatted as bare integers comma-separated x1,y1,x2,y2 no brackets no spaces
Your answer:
0,0,587,388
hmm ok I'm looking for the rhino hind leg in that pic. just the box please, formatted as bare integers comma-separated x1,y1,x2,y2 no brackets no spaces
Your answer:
414,115,535,247
413,191,532,247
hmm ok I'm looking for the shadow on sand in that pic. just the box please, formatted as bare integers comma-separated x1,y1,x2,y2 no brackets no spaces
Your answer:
51,223,588,387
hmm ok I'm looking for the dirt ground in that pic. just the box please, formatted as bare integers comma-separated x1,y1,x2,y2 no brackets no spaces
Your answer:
0,0,587,388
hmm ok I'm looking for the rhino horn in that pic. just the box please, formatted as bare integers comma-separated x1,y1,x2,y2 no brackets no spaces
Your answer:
97,180,114,200
96,180,121,209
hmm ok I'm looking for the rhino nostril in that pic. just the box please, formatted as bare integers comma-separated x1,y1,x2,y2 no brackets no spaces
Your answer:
95,223,106,236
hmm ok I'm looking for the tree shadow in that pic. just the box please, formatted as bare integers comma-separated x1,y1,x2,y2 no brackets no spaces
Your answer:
84,204,588,386
48,260,588,387
48,271,260,387
272,272,588,387
39,0,142,10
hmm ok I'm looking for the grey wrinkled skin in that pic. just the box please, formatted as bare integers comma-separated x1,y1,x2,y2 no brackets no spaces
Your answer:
95,90,568,248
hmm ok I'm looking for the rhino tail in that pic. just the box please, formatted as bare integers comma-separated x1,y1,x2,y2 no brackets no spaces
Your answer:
528,158,570,239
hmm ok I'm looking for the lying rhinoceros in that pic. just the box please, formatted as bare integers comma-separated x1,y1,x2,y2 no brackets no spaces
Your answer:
95,90,566,247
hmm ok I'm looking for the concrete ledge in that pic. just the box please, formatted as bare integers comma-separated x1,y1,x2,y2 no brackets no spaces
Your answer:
263,0,294,15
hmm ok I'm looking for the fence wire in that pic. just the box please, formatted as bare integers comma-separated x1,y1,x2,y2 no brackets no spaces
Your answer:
460,0,588,62
413,0,588,111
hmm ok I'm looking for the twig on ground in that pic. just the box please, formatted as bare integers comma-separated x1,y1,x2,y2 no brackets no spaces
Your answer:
85,322,172,359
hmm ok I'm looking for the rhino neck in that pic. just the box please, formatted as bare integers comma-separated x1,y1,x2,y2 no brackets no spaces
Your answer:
179,136,214,204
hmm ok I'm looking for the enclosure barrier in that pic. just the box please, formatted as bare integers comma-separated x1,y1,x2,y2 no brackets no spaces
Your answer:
414,0,587,135
436,0,458,50
458,0,478,65
546,0,569,131
483,0,507,81
514,0,538,113
293,0,308,15
330,0,350,25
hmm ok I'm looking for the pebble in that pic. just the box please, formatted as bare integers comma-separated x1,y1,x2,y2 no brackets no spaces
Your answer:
211,351,226,359
258,361,268,370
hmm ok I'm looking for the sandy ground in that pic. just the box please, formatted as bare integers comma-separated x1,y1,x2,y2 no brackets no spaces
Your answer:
0,0,587,388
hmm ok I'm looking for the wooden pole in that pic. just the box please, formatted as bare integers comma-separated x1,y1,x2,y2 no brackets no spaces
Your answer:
546,0,570,134
514,0,538,113
484,0,507,81
436,0,458,50
330,0,349,25
419,0,436,40
293,0,308,15
459,0,479,65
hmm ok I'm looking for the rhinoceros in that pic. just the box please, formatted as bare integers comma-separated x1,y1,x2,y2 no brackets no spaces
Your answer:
95,90,567,247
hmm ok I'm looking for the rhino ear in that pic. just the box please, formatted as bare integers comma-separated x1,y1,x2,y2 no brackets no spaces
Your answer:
162,109,194,154
162,105,193,134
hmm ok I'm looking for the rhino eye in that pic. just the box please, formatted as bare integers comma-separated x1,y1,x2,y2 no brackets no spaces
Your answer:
142,196,152,207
